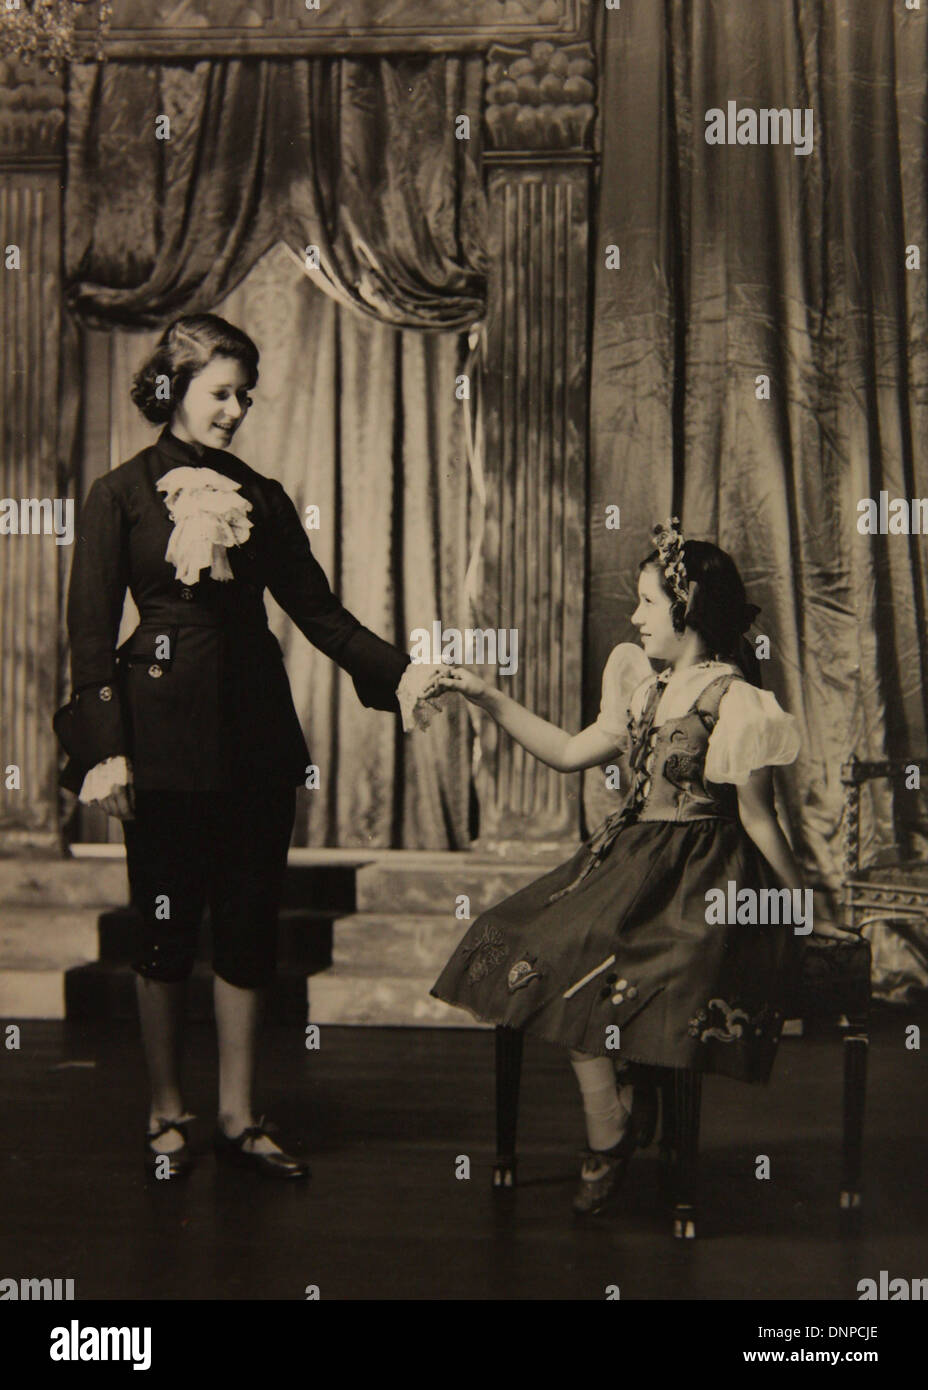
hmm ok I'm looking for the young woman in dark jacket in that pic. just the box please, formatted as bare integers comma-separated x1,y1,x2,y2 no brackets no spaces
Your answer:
57,314,438,1181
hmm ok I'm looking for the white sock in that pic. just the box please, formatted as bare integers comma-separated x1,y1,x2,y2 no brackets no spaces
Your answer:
570,1055,630,1152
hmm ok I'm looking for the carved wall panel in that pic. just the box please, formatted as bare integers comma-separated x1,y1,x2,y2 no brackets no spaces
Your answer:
474,39,595,849
73,0,591,55
0,64,66,847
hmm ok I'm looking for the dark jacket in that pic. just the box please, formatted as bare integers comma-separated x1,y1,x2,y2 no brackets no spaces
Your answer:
55,427,411,793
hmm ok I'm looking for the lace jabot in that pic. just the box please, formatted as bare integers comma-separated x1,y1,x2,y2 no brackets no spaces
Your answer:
156,466,253,584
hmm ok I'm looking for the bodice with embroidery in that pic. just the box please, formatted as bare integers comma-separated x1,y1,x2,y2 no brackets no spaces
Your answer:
546,667,738,905
624,669,739,824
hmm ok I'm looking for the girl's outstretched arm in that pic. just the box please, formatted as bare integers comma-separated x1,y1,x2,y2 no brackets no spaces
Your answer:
737,767,858,941
434,668,625,772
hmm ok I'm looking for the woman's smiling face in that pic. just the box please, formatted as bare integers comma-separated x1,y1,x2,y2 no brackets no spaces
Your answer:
630,563,678,660
171,355,252,450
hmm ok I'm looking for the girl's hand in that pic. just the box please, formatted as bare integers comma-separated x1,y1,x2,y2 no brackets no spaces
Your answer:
397,663,451,732
431,666,489,704
811,919,860,943
810,890,859,943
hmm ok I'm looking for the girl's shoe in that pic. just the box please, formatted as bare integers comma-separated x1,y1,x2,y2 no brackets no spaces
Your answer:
145,1115,195,1181
572,1084,657,1216
213,1115,310,1180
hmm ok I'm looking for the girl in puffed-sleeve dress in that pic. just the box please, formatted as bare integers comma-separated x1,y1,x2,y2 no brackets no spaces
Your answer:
430,524,854,1214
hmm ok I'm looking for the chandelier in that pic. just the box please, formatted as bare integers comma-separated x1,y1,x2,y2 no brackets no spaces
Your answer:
0,0,111,72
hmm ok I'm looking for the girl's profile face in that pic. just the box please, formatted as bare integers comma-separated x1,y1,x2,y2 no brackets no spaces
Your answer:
631,563,679,660
171,354,252,450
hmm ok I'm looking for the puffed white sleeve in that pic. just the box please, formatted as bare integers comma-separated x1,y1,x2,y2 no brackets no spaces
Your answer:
705,681,801,785
593,643,654,743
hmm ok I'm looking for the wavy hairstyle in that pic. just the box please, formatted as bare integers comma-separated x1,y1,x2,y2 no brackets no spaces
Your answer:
638,538,763,687
130,314,259,425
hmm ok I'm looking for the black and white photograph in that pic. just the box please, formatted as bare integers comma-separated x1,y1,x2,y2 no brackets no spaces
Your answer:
1,0,926,1356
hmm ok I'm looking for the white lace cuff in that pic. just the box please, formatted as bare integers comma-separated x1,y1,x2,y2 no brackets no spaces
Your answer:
79,756,133,804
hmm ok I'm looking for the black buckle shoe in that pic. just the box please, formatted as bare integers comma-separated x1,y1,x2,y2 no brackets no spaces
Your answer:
572,1132,636,1216
572,1083,657,1216
145,1114,195,1181
214,1115,310,1180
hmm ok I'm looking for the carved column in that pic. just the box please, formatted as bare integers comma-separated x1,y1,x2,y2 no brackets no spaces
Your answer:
472,39,596,852
0,62,66,851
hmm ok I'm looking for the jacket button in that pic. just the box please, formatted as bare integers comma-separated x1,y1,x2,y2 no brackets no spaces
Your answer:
180,586,194,601
148,664,163,679
99,685,112,701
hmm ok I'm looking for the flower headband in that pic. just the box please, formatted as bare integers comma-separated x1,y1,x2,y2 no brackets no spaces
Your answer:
650,516,760,637
651,516,689,606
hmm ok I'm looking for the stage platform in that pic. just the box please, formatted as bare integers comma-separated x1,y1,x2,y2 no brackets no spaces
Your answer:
0,1015,925,1301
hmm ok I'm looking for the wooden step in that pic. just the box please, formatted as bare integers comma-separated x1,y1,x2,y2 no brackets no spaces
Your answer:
355,851,566,914
330,913,469,974
308,967,486,1028
314,855,569,1028
0,968,71,1019
0,906,100,967
0,906,103,1018
0,858,129,908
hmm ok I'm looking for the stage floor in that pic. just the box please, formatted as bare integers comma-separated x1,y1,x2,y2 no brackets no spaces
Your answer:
1,1014,925,1301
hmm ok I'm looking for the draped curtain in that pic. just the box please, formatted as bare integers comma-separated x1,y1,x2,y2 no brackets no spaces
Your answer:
65,56,487,327
589,0,928,906
64,54,488,849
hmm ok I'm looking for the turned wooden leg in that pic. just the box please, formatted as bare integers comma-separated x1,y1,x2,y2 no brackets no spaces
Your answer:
630,1064,660,1148
668,1068,702,1239
839,1015,868,1228
657,1067,676,1158
493,1026,523,1189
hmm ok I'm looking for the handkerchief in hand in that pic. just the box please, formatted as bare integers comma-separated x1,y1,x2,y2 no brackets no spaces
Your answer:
397,663,447,732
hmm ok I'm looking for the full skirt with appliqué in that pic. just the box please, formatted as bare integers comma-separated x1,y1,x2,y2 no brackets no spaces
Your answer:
430,816,802,1083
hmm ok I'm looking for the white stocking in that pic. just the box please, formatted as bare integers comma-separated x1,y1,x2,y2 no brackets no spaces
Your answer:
569,1053,631,1152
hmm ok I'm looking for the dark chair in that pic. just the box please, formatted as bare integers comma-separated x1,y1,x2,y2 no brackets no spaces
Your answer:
840,755,928,945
